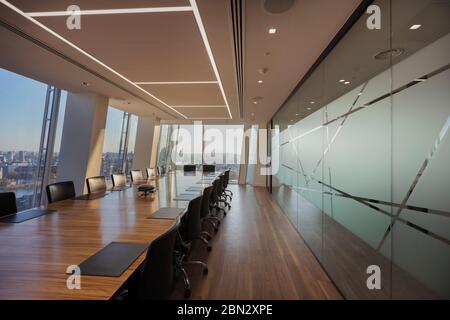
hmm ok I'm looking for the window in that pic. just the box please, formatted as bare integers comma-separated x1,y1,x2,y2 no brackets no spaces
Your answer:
125,114,138,174
203,125,244,183
101,107,138,181
173,124,203,168
48,90,67,185
0,68,62,211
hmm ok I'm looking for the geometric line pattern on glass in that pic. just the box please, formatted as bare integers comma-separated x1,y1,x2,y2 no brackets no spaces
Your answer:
376,116,450,250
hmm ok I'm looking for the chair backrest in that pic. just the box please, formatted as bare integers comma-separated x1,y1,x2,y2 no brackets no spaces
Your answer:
217,175,225,195
138,219,180,300
111,173,127,187
210,179,219,204
184,195,203,242
202,164,215,173
0,192,17,217
159,166,166,175
200,186,213,219
224,170,230,188
130,169,144,182
146,168,155,179
46,181,76,204
183,165,196,172
86,176,107,194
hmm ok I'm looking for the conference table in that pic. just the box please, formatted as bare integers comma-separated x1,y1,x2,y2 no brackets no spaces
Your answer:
0,170,220,299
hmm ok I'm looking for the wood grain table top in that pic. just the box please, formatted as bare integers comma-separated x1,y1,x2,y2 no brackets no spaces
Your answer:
0,171,218,299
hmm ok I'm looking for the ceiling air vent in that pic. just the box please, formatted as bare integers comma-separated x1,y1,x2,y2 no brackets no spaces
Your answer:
373,48,405,60
230,0,245,118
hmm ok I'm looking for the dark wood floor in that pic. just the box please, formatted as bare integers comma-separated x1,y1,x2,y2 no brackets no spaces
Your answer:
171,185,342,300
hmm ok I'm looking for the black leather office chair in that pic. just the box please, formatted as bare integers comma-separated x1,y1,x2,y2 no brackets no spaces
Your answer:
200,186,220,235
215,174,231,210
111,173,127,187
210,178,226,217
146,168,156,179
46,181,76,204
183,165,196,172
176,195,209,299
0,192,17,217
130,169,144,183
137,218,181,300
223,169,233,199
202,164,215,173
86,176,107,194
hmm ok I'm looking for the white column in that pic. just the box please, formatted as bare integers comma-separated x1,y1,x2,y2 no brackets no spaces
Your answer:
238,124,251,185
252,122,268,187
58,93,108,195
133,116,160,170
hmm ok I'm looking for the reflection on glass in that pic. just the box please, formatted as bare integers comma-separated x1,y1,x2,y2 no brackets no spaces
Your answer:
270,0,450,299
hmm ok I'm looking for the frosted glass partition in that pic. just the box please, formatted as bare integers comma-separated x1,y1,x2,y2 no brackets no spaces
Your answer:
271,0,450,299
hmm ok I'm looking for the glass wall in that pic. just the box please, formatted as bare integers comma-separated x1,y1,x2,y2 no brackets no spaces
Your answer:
271,0,450,299
0,68,59,211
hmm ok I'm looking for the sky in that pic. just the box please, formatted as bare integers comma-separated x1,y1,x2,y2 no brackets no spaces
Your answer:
0,67,134,153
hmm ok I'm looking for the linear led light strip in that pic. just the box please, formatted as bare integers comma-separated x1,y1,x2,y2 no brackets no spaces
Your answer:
21,0,232,120
189,0,232,119
173,105,227,108
0,0,188,119
135,81,218,85
26,7,193,16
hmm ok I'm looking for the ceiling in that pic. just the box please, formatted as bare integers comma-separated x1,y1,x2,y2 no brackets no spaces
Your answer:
0,0,363,123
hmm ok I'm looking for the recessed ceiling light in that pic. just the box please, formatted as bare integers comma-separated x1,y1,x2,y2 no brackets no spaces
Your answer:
307,107,311,111
409,24,422,30
310,101,315,104
290,119,293,122
269,28,277,34
295,113,299,116
258,80,263,83
253,101,258,105
251,113,255,116
339,79,345,83
344,81,350,85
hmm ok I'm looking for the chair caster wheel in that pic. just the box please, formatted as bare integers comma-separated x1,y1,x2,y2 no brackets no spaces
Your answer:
203,266,208,275
184,289,191,299
207,245,212,252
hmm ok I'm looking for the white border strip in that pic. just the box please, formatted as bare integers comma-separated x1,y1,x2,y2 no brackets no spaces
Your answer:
135,81,218,85
0,0,187,119
173,105,227,108
27,7,193,17
189,0,232,119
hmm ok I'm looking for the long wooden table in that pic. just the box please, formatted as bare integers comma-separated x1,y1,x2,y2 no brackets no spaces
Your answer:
0,171,218,299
